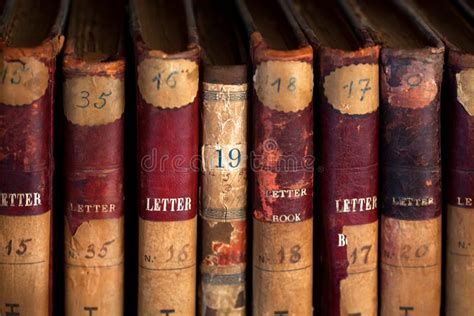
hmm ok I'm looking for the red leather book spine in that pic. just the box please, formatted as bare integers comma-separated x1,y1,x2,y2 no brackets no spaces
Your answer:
62,1,125,314
236,1,315,313
0,1,67,315
251,39,314,314
340,1,445,314
317,46,380,316
287,1,380,314
379,46,444,316
131,0,200,314
445,51,474,315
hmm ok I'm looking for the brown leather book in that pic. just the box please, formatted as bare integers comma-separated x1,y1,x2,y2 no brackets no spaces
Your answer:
235,0,314,314
289,1,380,315
341,1,445,315
0,1,68,315
196,0,249,314
130,0,200,314
62,0,125,315
411,1,474,315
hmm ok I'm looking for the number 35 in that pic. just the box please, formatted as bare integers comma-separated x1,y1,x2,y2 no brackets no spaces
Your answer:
76,90,112,109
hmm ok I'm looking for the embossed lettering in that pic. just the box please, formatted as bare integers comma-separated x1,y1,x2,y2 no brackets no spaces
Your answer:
145,197,192,212
392,197,434,207
457,196,473,206
4,304,20,316
68,203,116,213
335,196,377,213
0,192,41,207
266,188,307,198
338,234,348,247
272,213,302,223
400,306,414,316
84,307,98,316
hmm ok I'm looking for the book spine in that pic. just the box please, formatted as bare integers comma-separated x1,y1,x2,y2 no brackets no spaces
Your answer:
380,48,444,316
136,50,200,315
62,60,125,315
199,66,248,315
250,34,314,315
445,51,474,316
318,46,380,316
0,38,63,316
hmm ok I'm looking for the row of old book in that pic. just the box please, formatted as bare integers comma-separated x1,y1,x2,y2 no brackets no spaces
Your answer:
0,0,473,315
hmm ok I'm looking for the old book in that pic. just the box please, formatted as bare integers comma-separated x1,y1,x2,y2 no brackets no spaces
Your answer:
289,1,380,315
196,0,248,314
62,0,125,315
341,1,444,315
411,1,474,315
0,0,68,315
130,0,200,314
235,0,314,314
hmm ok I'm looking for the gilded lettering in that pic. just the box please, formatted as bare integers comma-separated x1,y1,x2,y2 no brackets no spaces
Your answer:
335,196,377,213
0,192,42,207
145,197,192,212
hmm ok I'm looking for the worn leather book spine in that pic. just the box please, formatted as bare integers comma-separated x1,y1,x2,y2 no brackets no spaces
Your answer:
288,2,380,314
250,43,314,314
131,0,200,314
200,65,248,315
236,1,314,314
317,48,380,316
250,42,314,314
379,48,444,316
200,66,248,314
62,1,125,315
410,3,474,314
340,1,445,314
0,1,67,315
378,41,444,316
445,50,474,316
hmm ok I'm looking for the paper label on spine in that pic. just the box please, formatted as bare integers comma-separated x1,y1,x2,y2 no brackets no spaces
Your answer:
253,219,312,315
381,216,441,316
65,217,124,315
0,57,49,106
456,69,474,116
64,76,125,126
384,59,438,109
324,64,379,115
138,217,196,315
0,211,50,316
138,58,198,109
202,142,247,215
254,60,313,112
340,221,378,316
446,205,474,316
